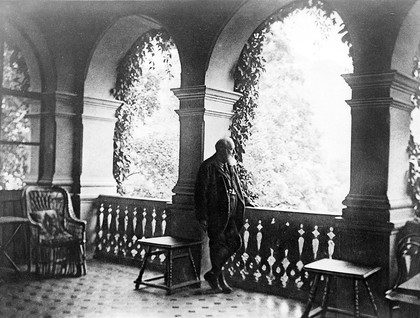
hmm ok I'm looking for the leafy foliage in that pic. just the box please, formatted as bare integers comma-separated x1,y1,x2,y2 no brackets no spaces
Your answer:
231,0,351,209
112,29,179,197
0,42,31,190
408,44,420,217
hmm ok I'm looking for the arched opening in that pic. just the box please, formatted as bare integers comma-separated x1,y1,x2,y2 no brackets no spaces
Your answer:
0,22,43,189
231,1,353,213
112,29,181,199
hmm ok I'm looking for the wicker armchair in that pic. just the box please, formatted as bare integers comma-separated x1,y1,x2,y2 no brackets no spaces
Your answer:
22,185,87,277
385,234,420,318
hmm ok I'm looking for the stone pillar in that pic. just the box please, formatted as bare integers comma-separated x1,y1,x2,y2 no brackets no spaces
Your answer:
336,71,418,316
34,92,56,186
51,92,78,189
79,96,120,251
170,85,241,275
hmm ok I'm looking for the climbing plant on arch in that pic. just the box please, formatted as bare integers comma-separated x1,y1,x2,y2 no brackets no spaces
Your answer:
408,46,420,217
230,0,351,201
112,29,175,195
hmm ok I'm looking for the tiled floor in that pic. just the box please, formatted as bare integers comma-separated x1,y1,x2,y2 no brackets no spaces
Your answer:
0,259,306,318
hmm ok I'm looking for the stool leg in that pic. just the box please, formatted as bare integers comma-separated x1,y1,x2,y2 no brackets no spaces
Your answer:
302,273,320,318
354,279,360,318
363,280,379,318
188,247,200,282
134,246,150,289
320,275,331,318
2,224,24,272
166,249,173,295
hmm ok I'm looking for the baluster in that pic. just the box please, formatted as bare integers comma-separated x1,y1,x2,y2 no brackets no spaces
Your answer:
105,204,113,253
255,220,263,264
253,220,263,282
240,219,250,279
281,249,290,287
131,208,138,258
122,206,129,257
327,227,336,258
161,210,167,235
157,209,166,264
295,223,306,288
266,248,276,285
141,208,147,239
97,203,105,251
113,205,121,255
151,208,157,237
312,225,320,260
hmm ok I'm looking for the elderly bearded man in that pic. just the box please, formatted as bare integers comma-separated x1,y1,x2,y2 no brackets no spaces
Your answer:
194,137,253,293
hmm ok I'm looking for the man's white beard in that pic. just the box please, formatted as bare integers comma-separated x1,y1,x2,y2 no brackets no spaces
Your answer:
227,155,237,166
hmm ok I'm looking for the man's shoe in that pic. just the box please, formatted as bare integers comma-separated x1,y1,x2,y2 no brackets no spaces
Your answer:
204,271,222,292
218,272,233,294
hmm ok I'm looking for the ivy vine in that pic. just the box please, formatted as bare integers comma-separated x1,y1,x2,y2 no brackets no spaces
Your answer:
408,45,420,217
111,29,175,194
230,0,351,201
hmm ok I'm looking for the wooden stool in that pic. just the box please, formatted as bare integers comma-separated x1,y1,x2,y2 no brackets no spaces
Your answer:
134,236,201,294
0,216,30,273
302,258,381,318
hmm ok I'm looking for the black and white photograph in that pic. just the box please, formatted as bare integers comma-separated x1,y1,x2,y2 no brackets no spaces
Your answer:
0,0,419,317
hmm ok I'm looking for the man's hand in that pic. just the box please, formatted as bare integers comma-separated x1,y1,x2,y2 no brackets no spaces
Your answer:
199,220,208,232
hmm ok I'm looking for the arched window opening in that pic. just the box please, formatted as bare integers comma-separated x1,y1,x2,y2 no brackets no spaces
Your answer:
0,33,41,190
232,1,353,213
408,41,420,217
112,29,180,199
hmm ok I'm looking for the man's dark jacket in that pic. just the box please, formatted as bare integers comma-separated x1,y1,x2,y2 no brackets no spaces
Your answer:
194,154,245,234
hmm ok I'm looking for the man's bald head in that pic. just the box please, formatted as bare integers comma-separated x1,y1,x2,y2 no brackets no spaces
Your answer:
215,137,236,164
215,137,234,153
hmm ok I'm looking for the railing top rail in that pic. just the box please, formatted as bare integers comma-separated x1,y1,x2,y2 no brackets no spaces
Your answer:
246,206,341,217
97,194,171,204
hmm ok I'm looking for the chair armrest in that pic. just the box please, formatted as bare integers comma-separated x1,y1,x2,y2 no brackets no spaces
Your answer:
28,222,44,243
65,217,86,241
66,217,86,228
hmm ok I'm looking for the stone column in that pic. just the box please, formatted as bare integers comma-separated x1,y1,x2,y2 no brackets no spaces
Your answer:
170,85,241,275
34,92,56,186
51,92,78,189
79,96,120,250
336,71,418,316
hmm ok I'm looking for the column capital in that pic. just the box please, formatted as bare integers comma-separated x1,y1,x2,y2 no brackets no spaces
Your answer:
343,70,418,112
171,86,241,207
172,85,241,102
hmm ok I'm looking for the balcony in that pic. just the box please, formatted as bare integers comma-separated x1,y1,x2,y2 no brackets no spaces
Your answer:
94,195,340,302
0,192,367,317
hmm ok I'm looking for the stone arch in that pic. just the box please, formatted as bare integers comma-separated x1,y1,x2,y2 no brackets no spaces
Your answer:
391,0,420,77
84,15,163,100
3,13,56,93
205,0,352,92
80,14,180,199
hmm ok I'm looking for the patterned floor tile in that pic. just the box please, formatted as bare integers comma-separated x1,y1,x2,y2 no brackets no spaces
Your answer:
0,259,305,318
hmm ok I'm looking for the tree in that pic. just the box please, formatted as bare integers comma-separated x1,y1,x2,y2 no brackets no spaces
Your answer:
112,29,180,199
233,3,352,212
0,42,31,190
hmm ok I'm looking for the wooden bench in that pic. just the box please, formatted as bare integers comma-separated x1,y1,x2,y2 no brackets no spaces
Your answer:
134,236,202,295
